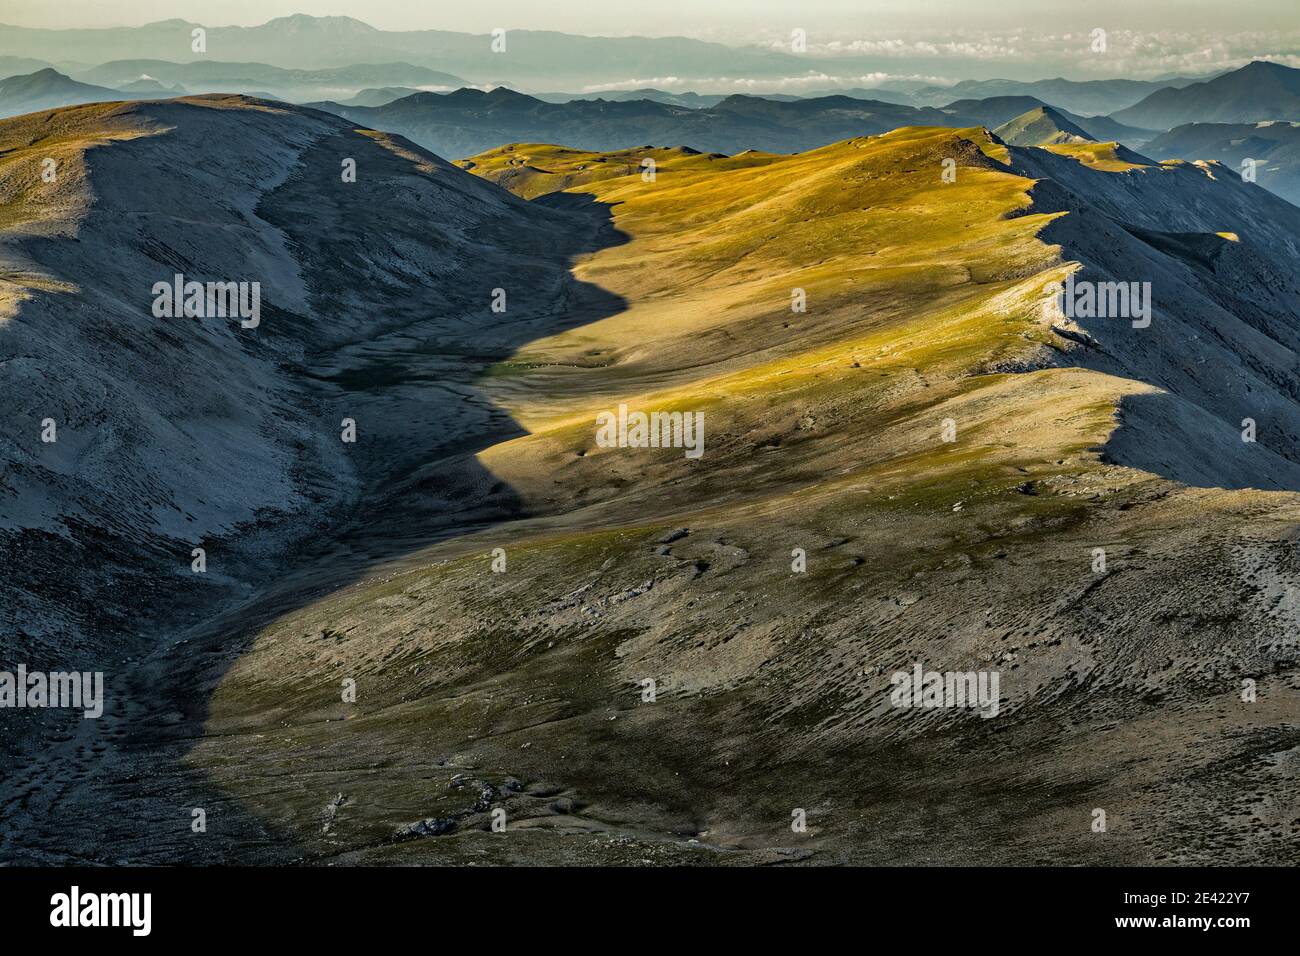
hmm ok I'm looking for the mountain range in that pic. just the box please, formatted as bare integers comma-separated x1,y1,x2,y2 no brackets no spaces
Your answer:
3,56,1298,206
310,87,995,158
308,87,1168,160
0,14,809,87
0,14,1244,98
73,60,466,102
904,74,1218,114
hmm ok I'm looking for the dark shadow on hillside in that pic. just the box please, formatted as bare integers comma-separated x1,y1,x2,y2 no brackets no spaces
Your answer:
1025,167,1300,495
0,117,632,864
168,133,632,861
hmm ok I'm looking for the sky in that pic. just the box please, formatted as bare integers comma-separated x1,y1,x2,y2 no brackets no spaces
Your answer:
1,0,1297,40
1,1,1295,83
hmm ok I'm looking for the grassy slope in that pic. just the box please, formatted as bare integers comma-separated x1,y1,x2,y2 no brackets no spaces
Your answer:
453,143,767,200
1041,140,1149,172
993,107,1093,147
187,128,1300,864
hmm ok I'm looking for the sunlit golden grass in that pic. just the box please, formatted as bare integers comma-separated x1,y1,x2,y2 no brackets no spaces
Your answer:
1042,141,1148,172
451,126,1170,538
457,142,779,199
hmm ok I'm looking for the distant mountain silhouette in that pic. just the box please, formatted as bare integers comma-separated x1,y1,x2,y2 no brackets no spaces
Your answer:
909,74,1213,114
0,14,809,87
312,87,993,158
1113,61,1300,128
73,60,465,102
0,68,119,118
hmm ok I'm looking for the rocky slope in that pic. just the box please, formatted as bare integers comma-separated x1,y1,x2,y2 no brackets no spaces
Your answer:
0,95,599,771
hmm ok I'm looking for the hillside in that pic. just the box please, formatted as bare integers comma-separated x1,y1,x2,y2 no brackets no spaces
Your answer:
1145,121,1300,206
0,94,594,790
948,96,1155,147
1113,61,1300,129
455,143,752,200
3,99,1300,866
0,68,120,118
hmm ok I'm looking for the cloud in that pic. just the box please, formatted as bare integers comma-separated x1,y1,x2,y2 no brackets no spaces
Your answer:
581,72,954,94
749,28,1300,77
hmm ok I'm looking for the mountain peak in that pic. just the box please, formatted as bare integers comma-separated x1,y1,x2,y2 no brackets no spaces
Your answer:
994,105,1094,146
1114,60,1300,127
1239,59,1289,72
261,14,379,34
484,86,534,101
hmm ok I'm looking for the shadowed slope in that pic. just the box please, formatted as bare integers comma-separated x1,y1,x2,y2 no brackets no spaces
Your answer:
0,95,625,862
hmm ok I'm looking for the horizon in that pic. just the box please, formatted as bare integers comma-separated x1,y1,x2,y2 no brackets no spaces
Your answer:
0,7,1297,83
13,59,1291,94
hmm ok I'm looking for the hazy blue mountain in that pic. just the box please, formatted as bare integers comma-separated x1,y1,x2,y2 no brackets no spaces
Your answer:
0,56,53,77
797,87,921,106
1112,61,1300,129
74,60,465,102
311,87,987,159
335,86,425,107
910,75,1208,114
0,14,809,88
532,90,726,107
116,78,186,95
537,89,798,108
